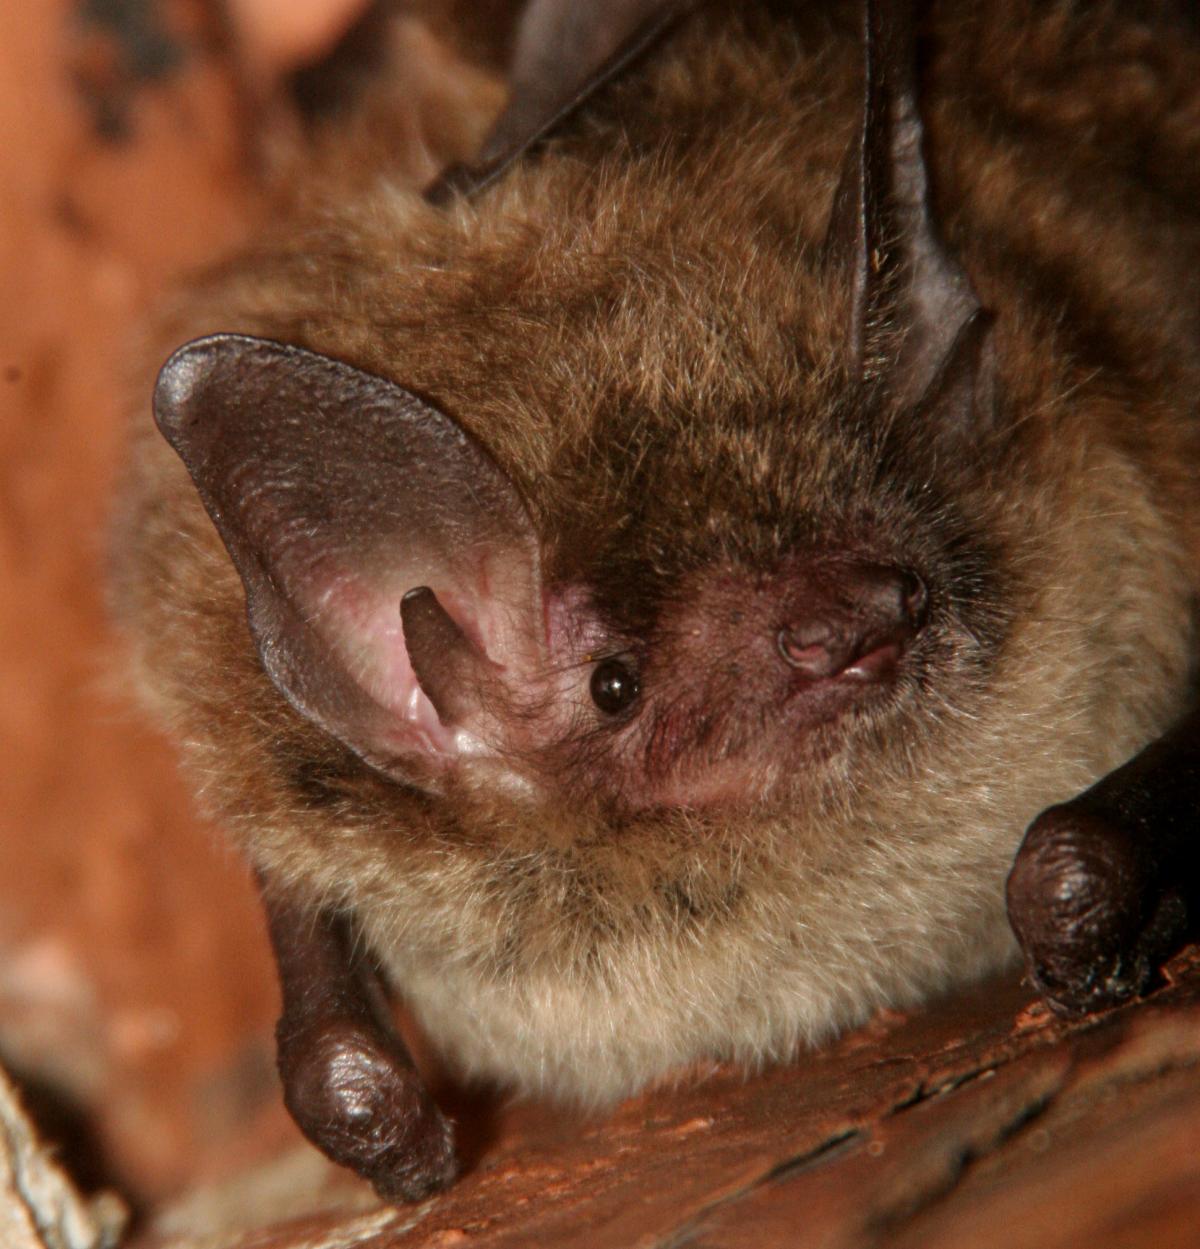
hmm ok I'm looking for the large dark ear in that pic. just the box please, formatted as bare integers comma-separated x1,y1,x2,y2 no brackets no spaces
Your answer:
426,0,694,202
154,334,542,775
824,0,994,426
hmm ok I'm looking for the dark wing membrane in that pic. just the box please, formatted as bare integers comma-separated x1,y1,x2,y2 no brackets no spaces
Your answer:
426,0,696,202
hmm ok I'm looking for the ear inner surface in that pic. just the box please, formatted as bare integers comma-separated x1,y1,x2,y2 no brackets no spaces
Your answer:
824,0,986,415
913,309,997,442
154,334,541,774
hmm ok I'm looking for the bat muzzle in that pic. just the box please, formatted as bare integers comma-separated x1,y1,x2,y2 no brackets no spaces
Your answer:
776,563,927,685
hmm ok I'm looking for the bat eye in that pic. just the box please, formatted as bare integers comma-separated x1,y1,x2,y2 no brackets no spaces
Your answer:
590,657,640,715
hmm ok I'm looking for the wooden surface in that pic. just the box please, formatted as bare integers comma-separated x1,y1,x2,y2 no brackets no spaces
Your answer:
2,3,1199,1247
137,956,1200,1248
0,1064,125,1249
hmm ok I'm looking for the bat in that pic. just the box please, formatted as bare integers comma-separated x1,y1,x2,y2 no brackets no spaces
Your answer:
110,0,1200,1201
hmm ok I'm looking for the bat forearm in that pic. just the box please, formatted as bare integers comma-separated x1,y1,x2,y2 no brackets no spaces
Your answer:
259,881,459,1199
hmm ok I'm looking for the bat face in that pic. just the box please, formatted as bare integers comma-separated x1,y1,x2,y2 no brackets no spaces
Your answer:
116,0,1199,1128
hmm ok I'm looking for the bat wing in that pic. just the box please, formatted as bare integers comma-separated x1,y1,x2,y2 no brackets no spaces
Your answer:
427,0,696,201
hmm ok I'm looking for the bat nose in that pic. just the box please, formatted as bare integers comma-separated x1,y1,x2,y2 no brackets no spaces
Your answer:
777,564,927,681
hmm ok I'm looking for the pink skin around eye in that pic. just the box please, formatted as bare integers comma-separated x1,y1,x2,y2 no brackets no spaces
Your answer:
544,586,608,659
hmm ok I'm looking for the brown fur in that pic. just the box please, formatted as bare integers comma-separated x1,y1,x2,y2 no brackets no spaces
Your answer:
112,0,1200,1101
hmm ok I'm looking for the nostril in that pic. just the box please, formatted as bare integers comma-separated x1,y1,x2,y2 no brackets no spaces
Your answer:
777,624,844,677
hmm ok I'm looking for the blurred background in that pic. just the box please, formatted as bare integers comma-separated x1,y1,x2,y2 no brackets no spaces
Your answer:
0,0,386,1215
7,7,1200,1248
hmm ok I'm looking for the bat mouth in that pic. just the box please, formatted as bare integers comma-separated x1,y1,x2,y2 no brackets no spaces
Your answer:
841,638,905,680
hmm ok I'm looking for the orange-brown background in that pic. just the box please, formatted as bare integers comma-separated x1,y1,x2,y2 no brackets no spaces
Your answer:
7,8,1200,1248
0,0,373,1207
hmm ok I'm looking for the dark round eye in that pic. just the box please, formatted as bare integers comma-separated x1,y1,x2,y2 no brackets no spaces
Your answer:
589,657,640,715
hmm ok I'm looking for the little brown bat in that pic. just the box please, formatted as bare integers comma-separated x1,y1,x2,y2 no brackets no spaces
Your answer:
111,0,1200,1200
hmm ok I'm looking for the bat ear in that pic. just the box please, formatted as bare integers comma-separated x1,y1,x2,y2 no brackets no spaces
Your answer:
427,0,694,201
823,0,995,425
154,334,542,777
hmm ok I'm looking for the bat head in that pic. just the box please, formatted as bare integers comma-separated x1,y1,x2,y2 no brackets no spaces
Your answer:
154,0,1001,817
